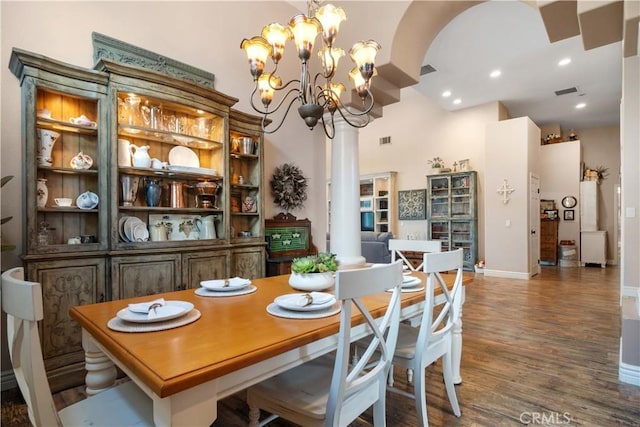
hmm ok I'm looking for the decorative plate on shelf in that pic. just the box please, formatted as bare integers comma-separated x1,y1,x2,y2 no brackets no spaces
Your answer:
168,146,199,168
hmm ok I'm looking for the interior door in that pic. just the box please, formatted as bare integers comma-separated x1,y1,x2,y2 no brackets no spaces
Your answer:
529,173,541,276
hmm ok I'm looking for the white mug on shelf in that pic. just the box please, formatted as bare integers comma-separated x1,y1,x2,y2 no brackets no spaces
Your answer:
118,139,131,167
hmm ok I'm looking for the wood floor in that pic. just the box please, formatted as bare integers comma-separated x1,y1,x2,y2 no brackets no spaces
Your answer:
3,266,639,426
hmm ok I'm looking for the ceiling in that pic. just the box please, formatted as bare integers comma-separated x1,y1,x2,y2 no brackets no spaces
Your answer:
414,0,622,133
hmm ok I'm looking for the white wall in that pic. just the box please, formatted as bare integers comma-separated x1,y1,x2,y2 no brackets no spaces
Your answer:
539,141,582,252
331,86,501,261
578,126,621,264
485,117,540,278
0,1,328,268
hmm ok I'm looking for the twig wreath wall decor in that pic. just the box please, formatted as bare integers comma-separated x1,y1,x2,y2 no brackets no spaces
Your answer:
270,163,308,214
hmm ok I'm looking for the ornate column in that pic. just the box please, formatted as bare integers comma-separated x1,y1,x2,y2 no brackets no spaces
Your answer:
329,115,367,267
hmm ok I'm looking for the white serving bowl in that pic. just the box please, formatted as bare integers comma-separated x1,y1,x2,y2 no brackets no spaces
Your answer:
54,197,73,207
288,272,335,292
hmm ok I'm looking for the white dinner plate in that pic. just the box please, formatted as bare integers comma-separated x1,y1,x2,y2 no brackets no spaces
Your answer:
267,301,341,319
124,216,144,242
128,298,166,314
401,276,422,288
274,292,336,312
168,146,199,168
200,277,251,291
119,216,129,242
195,285,257,297
116,300,194,323
132,223,149,242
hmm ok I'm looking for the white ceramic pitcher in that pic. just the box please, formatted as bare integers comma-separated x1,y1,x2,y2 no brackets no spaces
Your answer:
129,144,151,168
196,215,216,240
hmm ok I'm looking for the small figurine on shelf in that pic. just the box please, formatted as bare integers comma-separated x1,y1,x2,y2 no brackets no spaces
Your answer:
242,196,257,213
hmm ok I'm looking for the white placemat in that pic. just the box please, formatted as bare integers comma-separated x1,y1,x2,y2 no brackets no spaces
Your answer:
107,309,201,332
195,285,257,297
266,301,341,319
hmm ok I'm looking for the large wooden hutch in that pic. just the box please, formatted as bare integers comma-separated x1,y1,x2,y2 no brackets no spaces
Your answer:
9,46,266,390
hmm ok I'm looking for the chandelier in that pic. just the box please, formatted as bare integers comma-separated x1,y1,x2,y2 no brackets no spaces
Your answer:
240,0,380,139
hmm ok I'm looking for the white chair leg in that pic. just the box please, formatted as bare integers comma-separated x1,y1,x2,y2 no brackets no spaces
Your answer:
388,364,395,387
373,381,387,426
443,352,461,417
407,367,414,384
414,364,429,427
452,310,463,384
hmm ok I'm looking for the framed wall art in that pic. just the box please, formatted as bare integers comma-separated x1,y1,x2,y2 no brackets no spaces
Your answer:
564,209,575,221
398,189,426,220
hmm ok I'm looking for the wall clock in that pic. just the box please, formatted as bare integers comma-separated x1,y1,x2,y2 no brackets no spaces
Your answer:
561,196,577,209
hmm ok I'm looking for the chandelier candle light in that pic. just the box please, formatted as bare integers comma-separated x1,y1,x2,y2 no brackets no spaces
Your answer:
240,1,380,138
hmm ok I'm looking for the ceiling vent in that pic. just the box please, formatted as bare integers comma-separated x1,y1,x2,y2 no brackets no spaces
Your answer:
420,64,437,75
554,87,578,96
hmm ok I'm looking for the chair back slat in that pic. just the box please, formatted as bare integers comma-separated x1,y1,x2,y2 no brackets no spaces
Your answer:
390,239,442,271
326,261,403,426
415,249,464,362
2,267,62,427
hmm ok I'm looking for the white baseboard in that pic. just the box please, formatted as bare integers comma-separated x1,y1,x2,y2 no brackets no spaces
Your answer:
1,369,17,390
483,269,532,280
622,285,639,299
619,360,640,386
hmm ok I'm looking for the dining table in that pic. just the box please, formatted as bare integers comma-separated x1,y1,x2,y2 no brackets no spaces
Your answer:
70,270,472,426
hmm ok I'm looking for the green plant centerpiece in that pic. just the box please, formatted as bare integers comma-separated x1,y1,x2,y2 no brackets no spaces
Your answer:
289,252,338,291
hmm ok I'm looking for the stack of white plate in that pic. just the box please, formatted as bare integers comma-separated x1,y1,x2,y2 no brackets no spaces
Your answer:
116,300,194,324
273,292,336,312
119,216,149,242
200,277,251,292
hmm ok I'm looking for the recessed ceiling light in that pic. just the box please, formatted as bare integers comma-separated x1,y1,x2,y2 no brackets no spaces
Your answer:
453,98,462,105
489,69,501,78
575,102,586,109
442,90,452,98
558,58,571,66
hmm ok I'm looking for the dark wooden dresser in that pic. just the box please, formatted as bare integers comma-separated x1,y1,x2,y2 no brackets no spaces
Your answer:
540,219,559,265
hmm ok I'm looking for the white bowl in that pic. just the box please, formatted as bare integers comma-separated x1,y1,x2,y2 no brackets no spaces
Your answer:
288,272,335,292
54,198,73,207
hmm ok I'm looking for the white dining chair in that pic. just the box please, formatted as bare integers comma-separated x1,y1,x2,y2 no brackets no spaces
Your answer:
1,267,154,427
389,239,442,271
388,238,443,382
389,248,464,427
246,261,404,427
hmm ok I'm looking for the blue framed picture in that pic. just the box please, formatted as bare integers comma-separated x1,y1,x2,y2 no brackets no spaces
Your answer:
398,189,426,220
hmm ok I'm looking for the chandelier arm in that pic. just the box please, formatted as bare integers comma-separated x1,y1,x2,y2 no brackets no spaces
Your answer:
266,87,304,114
250,86,301,116
332,99,374,129
332,89,376,118
260,94,302,135
320,114,336,139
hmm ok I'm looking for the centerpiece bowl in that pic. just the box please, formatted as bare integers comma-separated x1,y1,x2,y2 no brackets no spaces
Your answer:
288,253,338,292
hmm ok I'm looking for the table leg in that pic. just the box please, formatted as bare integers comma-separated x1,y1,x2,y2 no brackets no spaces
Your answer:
82,329,117,396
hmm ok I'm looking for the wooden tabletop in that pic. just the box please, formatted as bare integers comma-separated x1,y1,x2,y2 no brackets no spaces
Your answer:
70,272,470,398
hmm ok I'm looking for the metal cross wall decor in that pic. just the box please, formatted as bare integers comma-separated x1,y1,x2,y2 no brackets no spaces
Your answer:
497,179,515,204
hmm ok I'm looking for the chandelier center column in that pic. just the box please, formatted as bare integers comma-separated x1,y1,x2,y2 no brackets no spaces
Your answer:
330,114,369,267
